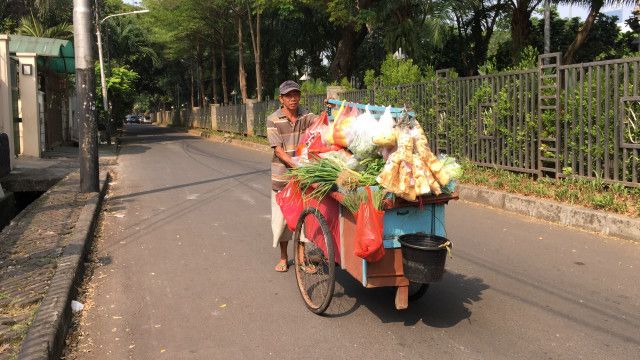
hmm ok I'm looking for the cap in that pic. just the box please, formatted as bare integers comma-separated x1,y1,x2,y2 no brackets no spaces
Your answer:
279,80,301,95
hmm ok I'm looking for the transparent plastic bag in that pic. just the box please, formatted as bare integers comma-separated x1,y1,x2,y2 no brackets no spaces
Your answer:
348,106,380,160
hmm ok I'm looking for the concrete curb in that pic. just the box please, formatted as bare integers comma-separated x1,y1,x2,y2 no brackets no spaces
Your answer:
183,128,640,242
187,129,271,153
457,184,640,242
17,172,111,360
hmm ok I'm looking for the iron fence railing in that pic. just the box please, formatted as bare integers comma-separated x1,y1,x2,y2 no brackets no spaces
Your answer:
301,94,327,114
253,100,280,137
217,104,247,134
339,55,640,187
558,57,640,186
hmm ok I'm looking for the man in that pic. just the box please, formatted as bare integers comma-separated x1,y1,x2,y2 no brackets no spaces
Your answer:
267,80,316,272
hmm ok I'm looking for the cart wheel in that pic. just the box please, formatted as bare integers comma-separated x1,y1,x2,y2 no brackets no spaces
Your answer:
408,282,429,301
293,207,335,315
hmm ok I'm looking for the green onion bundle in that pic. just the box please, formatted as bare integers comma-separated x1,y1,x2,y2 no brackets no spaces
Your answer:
289,158,343,199
342,188,388,215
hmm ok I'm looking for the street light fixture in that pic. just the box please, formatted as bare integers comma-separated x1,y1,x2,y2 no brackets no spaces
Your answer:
231,89,237,105
95,9,149,116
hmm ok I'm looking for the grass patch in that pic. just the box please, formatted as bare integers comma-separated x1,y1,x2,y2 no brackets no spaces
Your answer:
459,159,640,218
198,128,270,145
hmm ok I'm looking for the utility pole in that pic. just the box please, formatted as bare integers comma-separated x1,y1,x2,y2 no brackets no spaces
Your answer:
73,0,99,192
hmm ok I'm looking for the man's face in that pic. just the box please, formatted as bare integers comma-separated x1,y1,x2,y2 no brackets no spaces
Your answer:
280,90,301,111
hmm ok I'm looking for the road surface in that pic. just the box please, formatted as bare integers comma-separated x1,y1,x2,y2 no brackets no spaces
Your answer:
66,125,640,359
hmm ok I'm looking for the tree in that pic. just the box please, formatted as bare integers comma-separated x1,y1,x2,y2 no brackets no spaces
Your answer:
560,0,636,64
507,0,543,62
17,12,73,39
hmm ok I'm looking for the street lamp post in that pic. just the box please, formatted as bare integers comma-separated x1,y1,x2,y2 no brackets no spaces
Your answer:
231,89,237,105
95,9,149,132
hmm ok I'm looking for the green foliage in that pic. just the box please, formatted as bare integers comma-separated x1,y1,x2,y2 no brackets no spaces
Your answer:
300,79,327,95
17,12,73,40
364,54,424,88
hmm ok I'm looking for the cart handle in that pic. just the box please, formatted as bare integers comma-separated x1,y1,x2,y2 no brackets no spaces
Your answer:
326,99,416,118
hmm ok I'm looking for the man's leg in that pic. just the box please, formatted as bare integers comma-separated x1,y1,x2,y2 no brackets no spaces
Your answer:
272,190,289,272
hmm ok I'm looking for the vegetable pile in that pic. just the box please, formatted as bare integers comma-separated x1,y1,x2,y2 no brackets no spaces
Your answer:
287,102,463,207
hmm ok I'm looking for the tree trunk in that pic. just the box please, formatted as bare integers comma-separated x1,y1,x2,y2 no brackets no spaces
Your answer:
329,24,367,81
211,46,218,104
220,39,229,105
543,0,551,55
190,67,195,108
197,50,205,107
510,1,531,63
563,5,601,64
237,15,248,103
247,7,262,102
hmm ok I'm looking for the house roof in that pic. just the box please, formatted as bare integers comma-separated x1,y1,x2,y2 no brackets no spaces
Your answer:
8,34,75,74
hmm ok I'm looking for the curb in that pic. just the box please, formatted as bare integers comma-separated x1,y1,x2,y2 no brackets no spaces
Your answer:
17,171,111,360
457,184,640,242
187,129,271,153
183,128,640,242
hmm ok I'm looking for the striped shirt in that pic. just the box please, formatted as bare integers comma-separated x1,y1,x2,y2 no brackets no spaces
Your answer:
267,107,316,191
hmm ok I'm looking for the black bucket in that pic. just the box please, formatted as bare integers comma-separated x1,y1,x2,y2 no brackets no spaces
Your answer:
398,233,451,283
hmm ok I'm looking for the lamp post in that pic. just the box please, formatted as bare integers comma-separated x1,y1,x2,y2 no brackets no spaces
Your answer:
231,89,237,105
95,9,149,125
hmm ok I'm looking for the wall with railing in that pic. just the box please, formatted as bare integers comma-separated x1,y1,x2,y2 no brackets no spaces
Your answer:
152,54,640,187
339,54,640,187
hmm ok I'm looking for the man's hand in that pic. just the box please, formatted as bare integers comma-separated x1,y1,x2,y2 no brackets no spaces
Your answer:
274,146,297,168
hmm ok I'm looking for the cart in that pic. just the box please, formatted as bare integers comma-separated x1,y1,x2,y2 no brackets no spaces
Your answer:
291,100,458,314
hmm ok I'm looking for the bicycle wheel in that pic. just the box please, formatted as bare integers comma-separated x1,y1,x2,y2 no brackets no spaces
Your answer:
408,282,429,301
293,207,335,315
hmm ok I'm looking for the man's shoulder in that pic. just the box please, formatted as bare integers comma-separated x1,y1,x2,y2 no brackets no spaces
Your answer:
267,108,284,122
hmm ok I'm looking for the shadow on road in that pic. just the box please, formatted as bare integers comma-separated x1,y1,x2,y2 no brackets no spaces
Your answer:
110,168,269,201
324,269,488,327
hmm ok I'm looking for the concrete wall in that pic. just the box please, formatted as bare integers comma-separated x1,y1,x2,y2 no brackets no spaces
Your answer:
0,35,14,167
16,53,40,157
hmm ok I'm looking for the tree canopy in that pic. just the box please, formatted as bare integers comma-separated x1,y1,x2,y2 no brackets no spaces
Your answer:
2,0,638,113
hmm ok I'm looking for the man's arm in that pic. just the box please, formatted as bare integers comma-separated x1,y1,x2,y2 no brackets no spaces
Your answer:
273,146,297,168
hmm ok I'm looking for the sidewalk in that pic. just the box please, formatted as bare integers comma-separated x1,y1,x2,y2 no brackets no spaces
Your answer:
0,146,114,359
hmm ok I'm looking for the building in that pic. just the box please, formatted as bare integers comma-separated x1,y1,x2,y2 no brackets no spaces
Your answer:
0,34,76,163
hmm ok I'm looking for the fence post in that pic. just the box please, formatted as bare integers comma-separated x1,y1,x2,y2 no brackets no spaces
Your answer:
434,69,451,155
211,104,219,130
245,99,257,136
537,53,562,179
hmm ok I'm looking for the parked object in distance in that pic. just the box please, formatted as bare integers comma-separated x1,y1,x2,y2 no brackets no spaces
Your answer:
141,115,152,124
126,114,139,124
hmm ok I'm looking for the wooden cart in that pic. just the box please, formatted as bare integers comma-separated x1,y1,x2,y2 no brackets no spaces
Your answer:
292,191,457,314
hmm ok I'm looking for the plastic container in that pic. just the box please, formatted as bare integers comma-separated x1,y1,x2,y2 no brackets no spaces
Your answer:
398,233,451,283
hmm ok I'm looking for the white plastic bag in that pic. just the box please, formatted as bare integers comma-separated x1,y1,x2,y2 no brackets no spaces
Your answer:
348,105,379,159
377,106,396,160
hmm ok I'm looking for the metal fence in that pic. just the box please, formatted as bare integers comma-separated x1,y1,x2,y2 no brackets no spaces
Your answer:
301,94,327,114
253,100,280,136
217,104,247,134
339,54,640,187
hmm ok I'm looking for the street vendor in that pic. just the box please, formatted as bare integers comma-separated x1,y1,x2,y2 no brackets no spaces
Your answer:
267,80,317,272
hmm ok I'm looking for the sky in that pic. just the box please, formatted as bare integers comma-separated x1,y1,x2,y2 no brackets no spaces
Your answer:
558,3,635,23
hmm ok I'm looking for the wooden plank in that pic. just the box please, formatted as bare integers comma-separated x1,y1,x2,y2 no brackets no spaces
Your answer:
340,210,363,284
395,286,409,310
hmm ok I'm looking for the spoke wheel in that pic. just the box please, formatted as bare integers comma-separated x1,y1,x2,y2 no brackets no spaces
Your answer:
293,207,335,315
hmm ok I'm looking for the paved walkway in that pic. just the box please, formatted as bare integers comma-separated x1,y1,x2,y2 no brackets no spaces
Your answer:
0,146,115,359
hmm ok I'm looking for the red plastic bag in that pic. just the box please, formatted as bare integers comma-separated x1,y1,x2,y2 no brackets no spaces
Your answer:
275,180,304,231
354,186,385,262
296,112,338,157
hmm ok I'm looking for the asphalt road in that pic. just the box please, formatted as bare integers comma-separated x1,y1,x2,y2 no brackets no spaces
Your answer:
68,125,640,359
